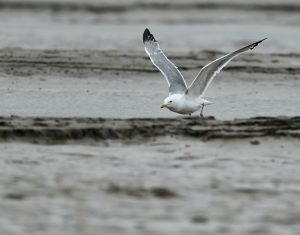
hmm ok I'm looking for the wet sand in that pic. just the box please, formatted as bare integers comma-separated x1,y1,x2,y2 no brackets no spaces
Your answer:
0,49,299,119
0,0,300,234
0,116,299,144
1,126,300,235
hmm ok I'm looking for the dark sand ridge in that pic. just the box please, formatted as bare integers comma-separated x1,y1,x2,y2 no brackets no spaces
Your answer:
0,49,299,77
0,0,300,13
0,116,299,144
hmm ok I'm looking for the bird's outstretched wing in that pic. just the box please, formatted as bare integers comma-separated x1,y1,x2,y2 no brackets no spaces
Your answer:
186,38,267,98
143,28,187,95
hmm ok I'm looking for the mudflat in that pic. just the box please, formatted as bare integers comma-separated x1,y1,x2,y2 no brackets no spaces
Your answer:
0,49,299,119
1,118,300,235
0,0,300,234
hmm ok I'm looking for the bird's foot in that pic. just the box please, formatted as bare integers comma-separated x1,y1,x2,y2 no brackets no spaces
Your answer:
200,104,205,119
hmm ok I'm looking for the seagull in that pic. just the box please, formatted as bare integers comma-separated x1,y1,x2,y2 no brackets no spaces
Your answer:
143,28,266,117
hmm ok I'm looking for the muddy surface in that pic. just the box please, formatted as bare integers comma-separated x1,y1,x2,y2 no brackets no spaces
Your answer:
0,0,300,235
0,49,299,76
1,115,299,235
1,136,300,235
0,49,299,119
0,116,299,144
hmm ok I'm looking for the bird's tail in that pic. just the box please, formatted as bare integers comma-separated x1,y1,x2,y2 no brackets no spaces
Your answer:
202,99,213,105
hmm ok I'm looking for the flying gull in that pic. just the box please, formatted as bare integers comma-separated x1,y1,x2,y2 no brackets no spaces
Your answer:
143,28,266,117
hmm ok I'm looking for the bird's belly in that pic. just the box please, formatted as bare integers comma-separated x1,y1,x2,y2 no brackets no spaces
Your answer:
169,104,200,114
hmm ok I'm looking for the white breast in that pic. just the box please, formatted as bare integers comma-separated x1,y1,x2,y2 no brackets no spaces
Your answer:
169,96,201,114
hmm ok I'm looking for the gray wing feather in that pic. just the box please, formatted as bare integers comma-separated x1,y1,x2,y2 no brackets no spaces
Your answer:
187,38,267,98
143,29,187,95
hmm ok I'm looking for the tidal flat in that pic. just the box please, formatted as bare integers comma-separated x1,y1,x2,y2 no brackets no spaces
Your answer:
0,0,300,234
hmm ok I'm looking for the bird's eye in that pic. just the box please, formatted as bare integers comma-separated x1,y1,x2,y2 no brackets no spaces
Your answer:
169,101,172,103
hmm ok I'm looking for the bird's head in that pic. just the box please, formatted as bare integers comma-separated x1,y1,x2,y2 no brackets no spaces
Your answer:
160,95,182,110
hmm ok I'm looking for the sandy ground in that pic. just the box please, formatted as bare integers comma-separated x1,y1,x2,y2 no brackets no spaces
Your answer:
0,0,300,234
1,136,300,235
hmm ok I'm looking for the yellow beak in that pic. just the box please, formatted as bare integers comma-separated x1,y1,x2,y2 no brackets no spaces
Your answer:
160,104,167,109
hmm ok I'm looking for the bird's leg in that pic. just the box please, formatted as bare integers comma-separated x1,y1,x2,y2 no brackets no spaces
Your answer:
200,104,204,118
189,113,191,117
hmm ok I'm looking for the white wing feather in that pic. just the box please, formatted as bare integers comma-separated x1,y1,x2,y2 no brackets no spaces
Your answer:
187,38,267,98
143,29,187,95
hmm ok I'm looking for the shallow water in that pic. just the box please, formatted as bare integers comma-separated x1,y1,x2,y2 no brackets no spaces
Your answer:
0,73,299,119
0,23,299,53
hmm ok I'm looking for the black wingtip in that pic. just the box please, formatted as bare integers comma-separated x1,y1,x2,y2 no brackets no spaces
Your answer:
249,37,267,50
143,28,157,43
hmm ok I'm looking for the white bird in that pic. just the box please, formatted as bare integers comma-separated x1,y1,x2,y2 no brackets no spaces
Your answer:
143,28,266,117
